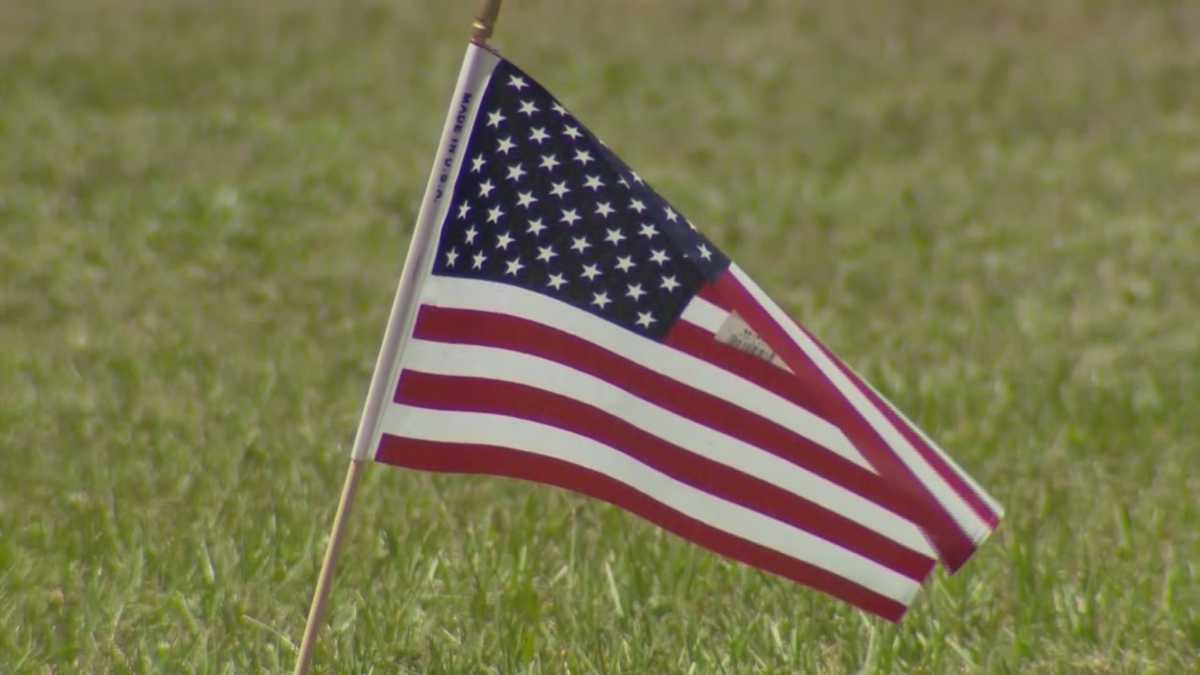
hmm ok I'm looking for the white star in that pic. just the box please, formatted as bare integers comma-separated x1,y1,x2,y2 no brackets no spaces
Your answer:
631,171,644,184
470,155,486,173
581,263,601,281
638,222,658,238
539,153,560,171
583,175,604,191
570,236,590,254
495,231,514,250
635,311,655,328
697,243,712,260
649,249,669,265
527,218,547,236
604,228,626,245
563,125,582,140
506,163,526,182
549,180,570,198
573,149,594,165
497,137,516,154
551,102,568,116
508,75,528,91
591,291,611,309
664,206,679,222
626,283,646,301
687,219,697,231
529,127,549,144
596,202,615,219
486,109,505,128
518,100,539,116
536,245,557,262
629,198,646,213
472,251,487,269
614,255,635,273
617,176,630,188
445,248,459,267
464,225,478,245
487,205,504,224
516,191,537,208
660,275,680,292
457,202,471,219
560,208,581,226
479,179,495,198
505,257,524,276
547,272,567,290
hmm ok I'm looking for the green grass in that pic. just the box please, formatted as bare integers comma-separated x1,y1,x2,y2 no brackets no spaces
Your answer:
2,0,1198,672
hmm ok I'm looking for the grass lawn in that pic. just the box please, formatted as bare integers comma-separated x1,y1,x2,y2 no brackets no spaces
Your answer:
2,1,1197,672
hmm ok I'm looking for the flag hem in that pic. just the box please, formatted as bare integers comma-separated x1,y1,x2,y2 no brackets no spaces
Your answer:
349,43,500,461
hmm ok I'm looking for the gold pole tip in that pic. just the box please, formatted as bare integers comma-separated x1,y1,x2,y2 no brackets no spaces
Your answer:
470,0,502,45
471,20,493,44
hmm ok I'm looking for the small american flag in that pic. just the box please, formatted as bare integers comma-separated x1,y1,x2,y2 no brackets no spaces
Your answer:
361,45,1002,621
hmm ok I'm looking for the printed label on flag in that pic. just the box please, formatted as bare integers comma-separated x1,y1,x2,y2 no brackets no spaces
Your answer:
716,312,790,371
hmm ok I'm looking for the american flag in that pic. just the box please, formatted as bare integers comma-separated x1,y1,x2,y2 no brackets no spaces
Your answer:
362,45,1002,622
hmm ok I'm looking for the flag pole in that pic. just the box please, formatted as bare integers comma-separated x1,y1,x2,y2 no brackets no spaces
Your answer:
291,457,364,675
290,4,505,674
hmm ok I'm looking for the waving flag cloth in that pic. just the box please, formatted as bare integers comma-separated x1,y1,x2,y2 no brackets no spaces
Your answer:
353,44,1002,622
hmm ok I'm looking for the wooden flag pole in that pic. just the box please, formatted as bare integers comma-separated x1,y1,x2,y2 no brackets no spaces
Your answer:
291,458,364,675
291,4,505,674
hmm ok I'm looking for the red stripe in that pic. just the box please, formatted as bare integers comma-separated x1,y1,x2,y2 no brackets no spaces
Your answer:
409,305,918,524
704,272,979,570
695,282,731,309
396,370,935,581
376,435,911,622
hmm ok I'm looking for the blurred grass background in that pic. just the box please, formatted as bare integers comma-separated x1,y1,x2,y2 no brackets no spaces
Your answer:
1,1,1198,672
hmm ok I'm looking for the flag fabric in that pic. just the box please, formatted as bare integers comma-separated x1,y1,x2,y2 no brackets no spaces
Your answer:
355,44,1002,622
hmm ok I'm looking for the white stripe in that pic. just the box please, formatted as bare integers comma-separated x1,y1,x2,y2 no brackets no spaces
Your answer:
681,295,727,334
401,338,936,557
729,265,995,542
355,43,499,460
417,276,874,471
380,403,922,605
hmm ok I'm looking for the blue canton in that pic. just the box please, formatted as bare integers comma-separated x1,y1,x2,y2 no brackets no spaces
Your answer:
432,59,729,340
